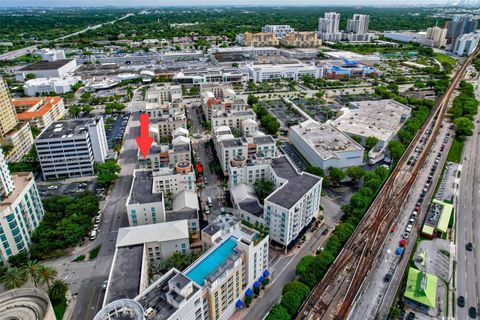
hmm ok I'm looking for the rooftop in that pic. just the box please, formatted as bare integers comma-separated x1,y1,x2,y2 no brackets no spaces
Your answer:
252,135,275,145
18,59,74,71
105,245,144,305
116,220,189,248
290,119,364,160
128,170,162,205
37,118,99,140
332,100,411,142
404,267,438,308
222,138,246,148
14,96,63,120
0,173,34,209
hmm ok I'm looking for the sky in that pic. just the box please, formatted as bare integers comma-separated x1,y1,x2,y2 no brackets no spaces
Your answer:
0,0,450,7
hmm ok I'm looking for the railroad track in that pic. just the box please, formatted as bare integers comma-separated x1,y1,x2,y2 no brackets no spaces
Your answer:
296,49,480,320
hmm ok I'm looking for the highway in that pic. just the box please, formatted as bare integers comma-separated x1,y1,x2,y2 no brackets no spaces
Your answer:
0,13,133,61
455,74,480,320
296,49,479,320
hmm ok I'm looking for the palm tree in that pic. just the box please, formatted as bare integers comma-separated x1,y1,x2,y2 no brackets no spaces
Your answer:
1,267,27,290
25,261,41,287
48,279,68,305
38,265,57,290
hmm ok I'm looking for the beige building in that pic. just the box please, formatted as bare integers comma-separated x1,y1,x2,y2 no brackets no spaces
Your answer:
280,32,321,48
13,96,66,129
0,79,18,137
0,288,55,320
240,32,279,47
426,26,448,48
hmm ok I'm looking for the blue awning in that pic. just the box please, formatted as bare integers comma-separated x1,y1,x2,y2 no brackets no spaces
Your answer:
263,270,270,277
236,300,244,308
258,276,265,283
245,288,253,297
253,281,260,288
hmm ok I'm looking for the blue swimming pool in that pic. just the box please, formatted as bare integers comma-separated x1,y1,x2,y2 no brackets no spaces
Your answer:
186,237,238,286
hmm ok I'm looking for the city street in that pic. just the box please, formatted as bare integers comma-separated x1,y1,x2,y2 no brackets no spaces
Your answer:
455,76,480,320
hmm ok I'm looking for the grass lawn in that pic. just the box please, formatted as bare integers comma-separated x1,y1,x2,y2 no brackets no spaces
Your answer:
446,139,464,163
435,53,456,66
53,301,66,320
89,245,101,260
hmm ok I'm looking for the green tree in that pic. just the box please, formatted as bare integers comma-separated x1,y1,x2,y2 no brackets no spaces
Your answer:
26,73,36,80
8,251,29,267
346,166,365,183
231,127,242,138
254,179,275,201
266,304,290,320
68,106,81,117
282,280,310,300
25,260,41,287
0,267,27,289
281,291,303,316
365,136,379,150
387,82,399,94
82,105,93,114
247,94,259,106
454,117,474,137
328,167,346,185
38,265,58,290
95,160,121,188
48,279,68,305
387,140,405,161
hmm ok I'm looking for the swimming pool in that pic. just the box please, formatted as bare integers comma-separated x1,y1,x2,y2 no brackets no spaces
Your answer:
186,237,238,286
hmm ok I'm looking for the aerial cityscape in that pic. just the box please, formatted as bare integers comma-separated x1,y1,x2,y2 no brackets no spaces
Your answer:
0,2,479,320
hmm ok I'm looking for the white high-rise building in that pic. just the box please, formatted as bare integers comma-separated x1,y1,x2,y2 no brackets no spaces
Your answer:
261,25,295,39
454,32,480,56
318,12,342,42
347,14,370,35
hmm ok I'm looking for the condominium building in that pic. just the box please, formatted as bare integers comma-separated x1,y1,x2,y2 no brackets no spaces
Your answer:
261,25,295,39
35,117,109,179
318,12,342,42
139,140,191,170
0,78,34,162
289,119,364,170
453,32,480,56
447,14,478,44
279,32,321,48
246,62,323,83
346,14,370,35
426,26,448,48
238,32,279,47
145,84,182,105
0,149,45,264
23,76,81,96
228,155,322,248
13,96,66,129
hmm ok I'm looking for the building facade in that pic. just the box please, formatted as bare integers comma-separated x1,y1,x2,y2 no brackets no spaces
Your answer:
13,96,66,129
246,62,323,82
261,25,295,39
280,32,321,48
453,32,480,56
447,14,478,44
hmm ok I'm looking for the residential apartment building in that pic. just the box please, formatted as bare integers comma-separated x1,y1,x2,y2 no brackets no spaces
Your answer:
318,12,342,42
139,140,191,170
453,32,480,56
239,32,279,47
426,26,448,48
35,117,108,179
447,14,478,44
279,32,321,48
261,25,295,39
0,149,45,264
228,155,322,248
0,78,34,162
13,96,66,129
246,62,323,83
289,119,364,170
346,14,370,35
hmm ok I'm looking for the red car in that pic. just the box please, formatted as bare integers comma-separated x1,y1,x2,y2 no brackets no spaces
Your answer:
400,239,407,247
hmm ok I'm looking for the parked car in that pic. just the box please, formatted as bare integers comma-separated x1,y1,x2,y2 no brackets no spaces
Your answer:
90,230,98,240
384,272,393,282
466,242,473,251
469,306,477,318
458,296,465,308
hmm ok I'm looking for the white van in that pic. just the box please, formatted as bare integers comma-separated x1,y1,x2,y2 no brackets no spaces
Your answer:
207,197,213,207
90,230,98,240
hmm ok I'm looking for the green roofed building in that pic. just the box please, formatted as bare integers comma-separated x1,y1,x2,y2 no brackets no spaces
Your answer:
404,267,438,309
432,199,454,234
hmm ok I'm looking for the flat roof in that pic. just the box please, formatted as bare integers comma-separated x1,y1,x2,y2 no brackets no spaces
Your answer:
252,135,275,145
116,220,189,247
266,156,322,209
290,119,364,161
18,59,74,71
222,138,245,148
128,170,162,205
105,245,144,305
404,267,438,308
433,199,454,233
332,100,411,142
202,224,221,236
0,173,33,209
37,118,98,140
323,51,380,61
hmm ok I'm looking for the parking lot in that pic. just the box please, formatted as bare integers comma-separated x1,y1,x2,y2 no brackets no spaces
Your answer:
103,113,130,149
292,98,341,123
37,180,105,199
265,100,306,128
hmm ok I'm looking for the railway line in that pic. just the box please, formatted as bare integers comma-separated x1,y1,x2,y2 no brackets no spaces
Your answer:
296,49,480,320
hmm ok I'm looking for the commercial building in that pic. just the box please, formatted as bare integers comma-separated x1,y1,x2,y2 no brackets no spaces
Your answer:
13,96,66,129
383,32,435,47
289,119,364,170
261,25,295,39
38,48,66,62
238,32,279,47
228,155,322,248
0,149,45,264
15,59,77,82
173,67,248,85
318,12,342,42
322,50,381,63
246,62,323,83
453,32,480,56
404,267,438,312
23,76,81,96
279,32,321,48
426,26,448,48
35,117,109,179
331,100,411,163
0,288,55,320
324,60,377,79
0,78,34,162
447,14,478,44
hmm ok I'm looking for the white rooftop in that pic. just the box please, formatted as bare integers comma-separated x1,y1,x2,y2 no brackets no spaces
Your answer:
116,220,189,247
323,50,380,61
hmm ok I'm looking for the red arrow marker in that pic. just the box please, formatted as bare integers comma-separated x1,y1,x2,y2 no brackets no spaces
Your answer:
136,113,154,159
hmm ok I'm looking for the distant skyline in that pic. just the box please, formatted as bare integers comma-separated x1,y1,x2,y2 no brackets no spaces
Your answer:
0,0,451,7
